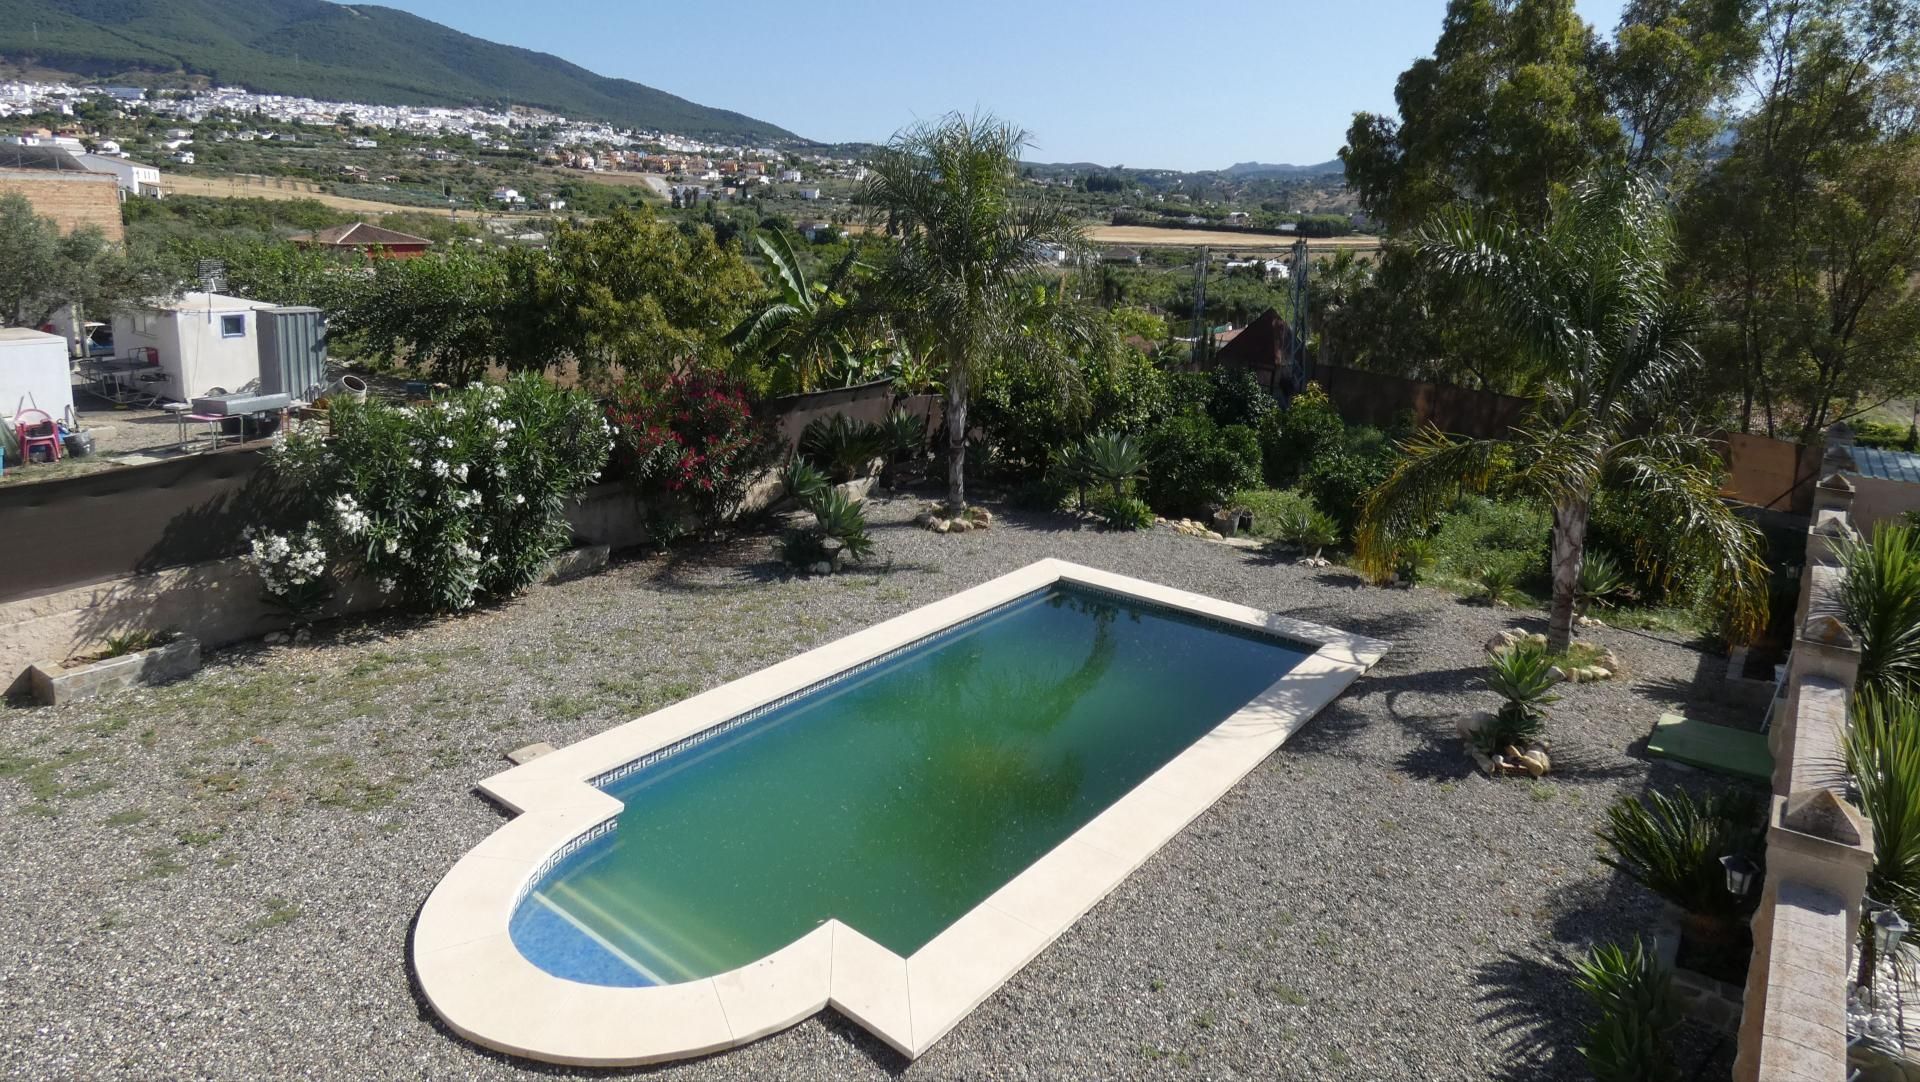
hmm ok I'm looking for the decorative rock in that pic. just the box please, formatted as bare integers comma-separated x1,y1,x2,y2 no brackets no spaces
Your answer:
808,562,832,576
292,629,311,645
1456,710,1493,739
1587,666,1612,681
949,519,972,533
264,632,289,645
932,519,951,534
1520,751,1549,778
1547,665,1569,684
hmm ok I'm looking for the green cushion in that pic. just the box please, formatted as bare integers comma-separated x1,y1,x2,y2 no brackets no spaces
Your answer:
1647,713,1773,782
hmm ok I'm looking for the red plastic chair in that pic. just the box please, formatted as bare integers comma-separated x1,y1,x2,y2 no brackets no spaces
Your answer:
15,409,60,464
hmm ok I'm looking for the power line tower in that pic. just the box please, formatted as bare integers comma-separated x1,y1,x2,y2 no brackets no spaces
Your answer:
1190,245,1205,368
1287,237,1310,392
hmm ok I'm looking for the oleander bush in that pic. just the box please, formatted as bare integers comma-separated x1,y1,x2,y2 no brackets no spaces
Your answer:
267,375,611,614
606,371,780,538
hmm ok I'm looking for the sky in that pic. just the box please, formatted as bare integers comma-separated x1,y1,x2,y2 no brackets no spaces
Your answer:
374,0,1628,171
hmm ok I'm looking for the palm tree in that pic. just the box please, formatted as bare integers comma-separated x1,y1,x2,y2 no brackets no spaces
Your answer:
1310,249,1371,367
1354,173,1768,652
861,112,1087,511
725,229,861,395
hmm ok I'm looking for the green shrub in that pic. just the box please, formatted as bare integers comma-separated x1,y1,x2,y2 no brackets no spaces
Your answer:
1846,689,1920,976
1432,496,1551,585
1162,371,1213,421
779,484,874,569
1303,444,1395,538
1852,418,1918,451
1205,366,1277,430
1477,642,1559,755
1258,381,1344,487
1082,431,1145,500
1835,523,1920,696
1572,939,1681,1082
1093,493,1155,530
267,376,611,614
606,371,779,538
781,457,829,506
1477,563,1522,606
1230,487,1317,540
1141,415,1262,517
1594,788,1762,925
1578,550,1631,614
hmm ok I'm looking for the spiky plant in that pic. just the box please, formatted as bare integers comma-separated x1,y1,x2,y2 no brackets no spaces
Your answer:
809,486,874,563
781,456,829,507
1832,522,1920,696
1572,939,1681,1082
1396,536,1436,583
1847,689,1920,985
1577,549,1629,615
1294,508,1339,561
1478,642,1560,755
1093,493,1154,531
799,413,891,482
1082,431,1145,501
1594,787,1762,938
1048,438,1096,511
883,408,927,460
1478,563,1521,606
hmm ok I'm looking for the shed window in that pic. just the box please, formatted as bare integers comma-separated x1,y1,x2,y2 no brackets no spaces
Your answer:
220,314,246,338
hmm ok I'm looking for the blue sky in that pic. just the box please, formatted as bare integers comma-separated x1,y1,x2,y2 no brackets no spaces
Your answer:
376,0,1627,170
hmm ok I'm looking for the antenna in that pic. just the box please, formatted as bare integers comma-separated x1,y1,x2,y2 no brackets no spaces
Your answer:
1189,246,1208,362
196,258,227,295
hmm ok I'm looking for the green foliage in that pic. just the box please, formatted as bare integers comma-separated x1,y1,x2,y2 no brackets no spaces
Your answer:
0,193,168,328
1594,787,1762,922
780,457,829,507
883,409,928,459
1302,440,1395,539
1204,366,1277,430
1230,487,1318,540
1852,419,1920,452
1578,549,1631,613
1572,939,1681,1082
1258,382,1345,487
2,0,796,141
779,484,874,568
100,630,164,658
1082,432,1145,500
267,376,610,613
1834,523,1920,696
1847,690,1920,940
1140,416,1262,517
799,413,890,483
1477,563,1522,607
1092,493,1155,531
1477,642,1559,755
1431,496,1551,585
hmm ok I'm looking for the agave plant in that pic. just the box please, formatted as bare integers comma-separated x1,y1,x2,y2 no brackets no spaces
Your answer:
1594,787,1762,939
809,486,874,562
1577,550,1630,615
1846,688,1920,985
1477,563,1521,607
883,408,927,460
1049,439,1096,511
1082,431,1144,500
799,413,891,482
1477,642,1559,755
1572,939,1681,1082
1274,506,1339,561
1395,536,1436,584
1093,493,1154,531
781,456,829,507
1832,523,1920,696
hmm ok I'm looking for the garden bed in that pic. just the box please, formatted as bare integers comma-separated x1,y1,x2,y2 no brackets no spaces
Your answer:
25,635,200,706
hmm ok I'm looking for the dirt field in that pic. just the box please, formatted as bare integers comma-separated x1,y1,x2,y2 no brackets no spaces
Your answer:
539,166,669,198
1088,225,1383,252
159,174,542,219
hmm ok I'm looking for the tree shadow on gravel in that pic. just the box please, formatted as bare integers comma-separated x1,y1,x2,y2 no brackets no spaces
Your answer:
1474,948,1588,1081
1269,605,1433,645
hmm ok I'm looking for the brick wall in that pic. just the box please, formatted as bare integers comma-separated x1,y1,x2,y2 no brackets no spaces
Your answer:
0,170,124,243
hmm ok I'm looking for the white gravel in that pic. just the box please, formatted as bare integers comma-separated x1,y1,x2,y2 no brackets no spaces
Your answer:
0,493,1738,1080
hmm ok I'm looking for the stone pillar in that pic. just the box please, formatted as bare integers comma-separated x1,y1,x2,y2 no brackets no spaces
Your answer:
1770,617,1861,794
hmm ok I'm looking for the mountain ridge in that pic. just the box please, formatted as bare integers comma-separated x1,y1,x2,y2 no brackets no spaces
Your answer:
0,0,800,142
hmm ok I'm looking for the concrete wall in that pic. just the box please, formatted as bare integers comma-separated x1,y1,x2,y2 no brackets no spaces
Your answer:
1733,425,1878,1082
1720,431,1820,515
0,170,124,242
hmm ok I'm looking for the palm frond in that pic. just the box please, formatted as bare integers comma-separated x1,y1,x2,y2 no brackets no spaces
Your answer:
1849,689,1920,928
1609,447,1770,643
1353,426,1506,580
1828,523,1920,696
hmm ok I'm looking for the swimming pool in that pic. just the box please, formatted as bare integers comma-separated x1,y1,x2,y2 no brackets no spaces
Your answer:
415,559,1387,1066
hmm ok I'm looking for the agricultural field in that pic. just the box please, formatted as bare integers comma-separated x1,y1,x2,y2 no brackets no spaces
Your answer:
1088,225,1382,252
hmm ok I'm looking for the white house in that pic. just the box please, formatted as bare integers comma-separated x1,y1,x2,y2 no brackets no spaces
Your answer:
798,188,822,201
171,150,195,166
346,137,379,149
74,153,162,198
109,293,278,403
94,139,121,155
490,186,525,205
776,168,803,183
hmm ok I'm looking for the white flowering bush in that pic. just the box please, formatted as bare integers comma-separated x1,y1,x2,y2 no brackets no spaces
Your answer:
268,375,611,614
244,523,333,619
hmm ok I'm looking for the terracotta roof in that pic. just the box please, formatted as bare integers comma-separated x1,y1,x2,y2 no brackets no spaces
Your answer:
292,222,433,248
1212,307,1301,372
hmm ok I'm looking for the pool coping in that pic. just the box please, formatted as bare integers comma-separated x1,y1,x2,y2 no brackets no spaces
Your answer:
413,558,1389,1066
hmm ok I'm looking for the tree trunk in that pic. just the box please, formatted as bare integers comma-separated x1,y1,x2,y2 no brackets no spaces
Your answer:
1548,499,1590,654
945,366,968,512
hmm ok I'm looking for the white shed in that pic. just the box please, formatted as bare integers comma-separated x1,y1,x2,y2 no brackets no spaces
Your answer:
0,328,76,426
110,293,278,403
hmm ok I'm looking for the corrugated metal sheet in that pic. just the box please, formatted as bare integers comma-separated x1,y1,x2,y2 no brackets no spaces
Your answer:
1852,446,1920,485
255,307,327,402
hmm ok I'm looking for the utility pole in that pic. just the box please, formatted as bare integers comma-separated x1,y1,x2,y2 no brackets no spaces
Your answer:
1287,237,1310,392
1190,246,1209,365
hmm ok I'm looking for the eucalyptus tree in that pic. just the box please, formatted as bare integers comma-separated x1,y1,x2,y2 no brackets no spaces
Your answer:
860,112,1088,511
1355,173,1769,652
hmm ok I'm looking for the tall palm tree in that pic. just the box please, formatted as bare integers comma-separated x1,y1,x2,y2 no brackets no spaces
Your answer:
1355,173,1768,652
1310,249,1372,367
861,112,1087,511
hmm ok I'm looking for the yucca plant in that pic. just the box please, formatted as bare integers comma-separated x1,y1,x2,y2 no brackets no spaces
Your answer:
1477,641,1559,755
799,413,890,482
1577,550,1629,615
883,408,927,461
1594,787,1762,940
1572,938,1681,1082
809,486,874,563
1832,523,1920,696
1847,688,1920,986
1276,507,1339,562
1082,431,1144,501
1093,493,1154,531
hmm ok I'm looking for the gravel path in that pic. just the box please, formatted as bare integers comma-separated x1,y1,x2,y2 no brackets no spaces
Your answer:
0,494,1742,1080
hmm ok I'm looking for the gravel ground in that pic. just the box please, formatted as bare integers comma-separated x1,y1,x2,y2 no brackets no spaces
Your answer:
0,493,1744,1080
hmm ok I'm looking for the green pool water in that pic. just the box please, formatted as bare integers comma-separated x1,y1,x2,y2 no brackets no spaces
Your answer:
509,584,1311,986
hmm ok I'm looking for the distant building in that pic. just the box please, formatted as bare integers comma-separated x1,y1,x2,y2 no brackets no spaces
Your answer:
1191,307,1304,395
490,186,525,205
0,146,125,242
170,150,195,166
797,187,822,201
290,221,434,260
1100,247,1142,265
777,168,802,183
73,153,162,198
